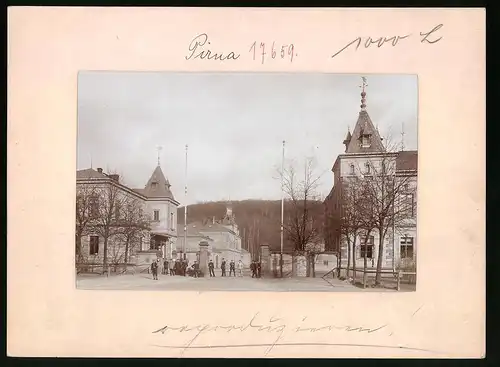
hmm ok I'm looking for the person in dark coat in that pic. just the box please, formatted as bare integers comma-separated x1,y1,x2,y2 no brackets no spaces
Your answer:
208,259,216,277
250,261,256,278
163,260,169,275
229,260,236,277
191,261,200,278
257,262,262,278
221,258,227,277
183,260,188,276
151,260,158,280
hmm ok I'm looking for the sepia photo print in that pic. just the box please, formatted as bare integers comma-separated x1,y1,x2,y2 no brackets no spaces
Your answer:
75,72,418,292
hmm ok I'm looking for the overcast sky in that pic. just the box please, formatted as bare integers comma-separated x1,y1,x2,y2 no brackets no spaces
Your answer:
77,72,417,205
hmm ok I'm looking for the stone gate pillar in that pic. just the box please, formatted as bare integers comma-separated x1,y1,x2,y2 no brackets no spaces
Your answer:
260,245,271,277
199,241,209,277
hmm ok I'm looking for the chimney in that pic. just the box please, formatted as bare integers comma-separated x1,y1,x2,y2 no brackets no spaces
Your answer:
97,168,103,174
109,174,119,182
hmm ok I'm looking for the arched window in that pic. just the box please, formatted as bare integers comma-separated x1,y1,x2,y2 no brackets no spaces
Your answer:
350,164,355,175
365,162,371,174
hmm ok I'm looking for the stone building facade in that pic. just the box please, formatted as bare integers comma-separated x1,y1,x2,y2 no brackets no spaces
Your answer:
323,84,418,271
176,204,245,268
76,164,180,268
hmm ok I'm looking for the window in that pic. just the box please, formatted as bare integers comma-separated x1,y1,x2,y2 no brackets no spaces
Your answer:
170,212,175,229
403,194,415,217
323,260,329,266
360,236,374,259
365,162,371,174
89,235,99,255
89,196,99,218
400,236,414,259
151,182,158,189
153,210,160,221
350,164,355,175
361,135,371,147
150,237,161,250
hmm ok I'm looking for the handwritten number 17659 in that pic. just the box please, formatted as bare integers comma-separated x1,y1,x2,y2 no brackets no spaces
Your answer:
249,42,296,64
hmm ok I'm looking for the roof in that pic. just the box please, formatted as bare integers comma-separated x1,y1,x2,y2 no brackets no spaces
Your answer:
345,110,385,154
142,165,176,200
76,168,108,180
188,221,236,234
396,150,418,171
343,129,352,144
178,225,214,239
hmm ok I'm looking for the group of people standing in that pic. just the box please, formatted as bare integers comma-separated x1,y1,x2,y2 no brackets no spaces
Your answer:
209,258,244,277
150,258,263,280
150,258,200,280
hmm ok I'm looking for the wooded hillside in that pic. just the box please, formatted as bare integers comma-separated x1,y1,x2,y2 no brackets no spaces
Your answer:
178,200,325,257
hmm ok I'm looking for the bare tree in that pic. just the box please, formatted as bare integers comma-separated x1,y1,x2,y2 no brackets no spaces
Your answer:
356,152,416,286
280,156,324,254
78,176,131,272
75,183,99,262
118,197,151,264
337,176,367,280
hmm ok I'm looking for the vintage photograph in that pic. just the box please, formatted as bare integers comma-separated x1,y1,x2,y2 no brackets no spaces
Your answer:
75,72,418,292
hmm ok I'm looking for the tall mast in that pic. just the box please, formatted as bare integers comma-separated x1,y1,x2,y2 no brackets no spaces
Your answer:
183,144,188,259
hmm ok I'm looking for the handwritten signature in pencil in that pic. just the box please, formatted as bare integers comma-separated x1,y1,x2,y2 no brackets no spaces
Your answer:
150,312,407,356
331,23,443,59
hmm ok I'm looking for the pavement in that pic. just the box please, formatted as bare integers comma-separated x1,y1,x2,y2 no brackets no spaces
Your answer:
76,272,405,292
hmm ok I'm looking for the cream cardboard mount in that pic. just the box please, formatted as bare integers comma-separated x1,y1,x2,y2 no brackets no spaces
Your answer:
7,7,485,358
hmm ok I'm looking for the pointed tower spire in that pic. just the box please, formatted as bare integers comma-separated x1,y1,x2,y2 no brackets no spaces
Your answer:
344,77,385,153
343,126,352,153
143,165,175,199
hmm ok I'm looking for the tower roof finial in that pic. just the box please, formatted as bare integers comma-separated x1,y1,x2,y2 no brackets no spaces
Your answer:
156,145,163,166
359,76,368,111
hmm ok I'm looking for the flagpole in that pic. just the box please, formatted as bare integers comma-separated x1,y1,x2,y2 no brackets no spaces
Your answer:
280,140,285,278
184,144,188,260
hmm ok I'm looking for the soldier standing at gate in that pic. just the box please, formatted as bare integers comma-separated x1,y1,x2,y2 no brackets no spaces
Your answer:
151,260,158,280
208,259,215,277
229,260,236,276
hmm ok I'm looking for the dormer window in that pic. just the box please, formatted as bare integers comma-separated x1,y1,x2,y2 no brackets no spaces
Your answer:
151,182,158,189
361,135,371,148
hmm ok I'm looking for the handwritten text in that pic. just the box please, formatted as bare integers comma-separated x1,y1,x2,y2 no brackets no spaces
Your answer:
185,33,240,61
331,24,444,59
249,41,297,64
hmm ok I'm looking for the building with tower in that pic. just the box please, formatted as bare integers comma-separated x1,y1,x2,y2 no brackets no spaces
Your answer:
76,162,180,269
323,78,418,271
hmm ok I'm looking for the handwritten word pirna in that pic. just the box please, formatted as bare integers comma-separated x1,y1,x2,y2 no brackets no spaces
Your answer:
185,33,240,61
